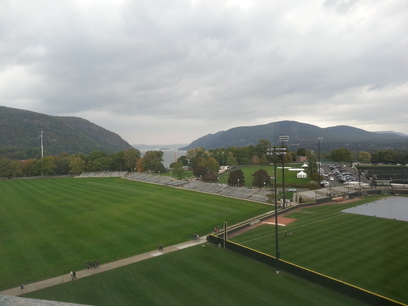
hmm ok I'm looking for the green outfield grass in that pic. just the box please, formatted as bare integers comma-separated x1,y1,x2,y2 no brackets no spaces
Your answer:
231,195,408,304
0,177,272,290
23,244,364,306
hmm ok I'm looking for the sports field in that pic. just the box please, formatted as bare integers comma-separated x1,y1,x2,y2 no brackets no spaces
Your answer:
22,244,364,306
0,177,272,291
231,195,408,304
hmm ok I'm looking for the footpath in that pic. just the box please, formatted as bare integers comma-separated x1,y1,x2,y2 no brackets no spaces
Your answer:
1,236,208,297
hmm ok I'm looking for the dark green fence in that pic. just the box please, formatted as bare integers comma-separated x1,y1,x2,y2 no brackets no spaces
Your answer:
207,235,405,306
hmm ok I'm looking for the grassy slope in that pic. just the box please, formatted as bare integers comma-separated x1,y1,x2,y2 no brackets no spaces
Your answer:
24,244,363,306
231,196,408,304
0,178,271,290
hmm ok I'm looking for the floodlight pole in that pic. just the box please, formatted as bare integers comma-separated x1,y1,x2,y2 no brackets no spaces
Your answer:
317,137,323,188
279,136,289,209
267,146,286,274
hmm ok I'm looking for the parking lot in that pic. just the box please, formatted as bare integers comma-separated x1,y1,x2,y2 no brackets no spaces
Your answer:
321,164,370,187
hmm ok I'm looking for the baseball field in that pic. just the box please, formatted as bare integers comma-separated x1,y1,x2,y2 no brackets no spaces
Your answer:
1,177,406,304
231,195,408,304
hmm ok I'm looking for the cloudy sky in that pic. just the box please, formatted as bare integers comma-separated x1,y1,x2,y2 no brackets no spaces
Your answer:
1,0,407,145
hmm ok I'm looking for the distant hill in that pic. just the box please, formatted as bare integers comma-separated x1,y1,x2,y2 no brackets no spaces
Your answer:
180,121,408,152
0,106,132,159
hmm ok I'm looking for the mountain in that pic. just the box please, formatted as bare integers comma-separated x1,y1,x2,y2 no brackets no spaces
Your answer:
375,131,408,137
180,121,408,152
0,106,132,159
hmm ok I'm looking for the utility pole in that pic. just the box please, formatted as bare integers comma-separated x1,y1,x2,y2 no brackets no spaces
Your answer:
40,130,44,159
40,130,44,176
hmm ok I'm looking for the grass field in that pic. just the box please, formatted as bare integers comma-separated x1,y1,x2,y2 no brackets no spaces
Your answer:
0,177,272,290
231,195,408,304
23,244,364,306
219,164,307,188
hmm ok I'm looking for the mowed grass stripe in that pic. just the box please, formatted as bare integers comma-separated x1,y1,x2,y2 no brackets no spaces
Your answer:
0,177,272,290
231,196,408,303
23,244,364,306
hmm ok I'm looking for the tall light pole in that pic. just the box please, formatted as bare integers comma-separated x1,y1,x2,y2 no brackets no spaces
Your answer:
279,135,289,209
40,130,44,159
317,137,323,188
267,146,286,274
40,130,44,176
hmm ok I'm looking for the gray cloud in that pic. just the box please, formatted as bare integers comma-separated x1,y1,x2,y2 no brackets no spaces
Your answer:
0,0,407,145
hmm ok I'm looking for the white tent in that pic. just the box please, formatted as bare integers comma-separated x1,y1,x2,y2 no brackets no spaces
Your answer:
297,170,307,178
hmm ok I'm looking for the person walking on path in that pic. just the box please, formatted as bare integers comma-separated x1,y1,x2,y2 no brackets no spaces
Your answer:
158,243,164,251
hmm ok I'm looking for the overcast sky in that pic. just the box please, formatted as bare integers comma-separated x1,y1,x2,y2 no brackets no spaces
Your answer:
1,0,407,145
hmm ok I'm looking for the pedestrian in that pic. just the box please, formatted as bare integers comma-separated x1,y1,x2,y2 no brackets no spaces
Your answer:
158,243,163,251
20,284,24,291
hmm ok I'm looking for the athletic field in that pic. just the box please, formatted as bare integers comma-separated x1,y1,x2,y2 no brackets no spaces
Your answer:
231,195,408,304
0,177,271,291
22,244,364,305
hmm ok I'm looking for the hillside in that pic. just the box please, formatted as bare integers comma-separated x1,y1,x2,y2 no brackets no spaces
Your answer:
0,106,132,159
180,121,408,152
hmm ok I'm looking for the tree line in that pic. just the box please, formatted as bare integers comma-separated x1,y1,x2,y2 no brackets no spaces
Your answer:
1,139,406,179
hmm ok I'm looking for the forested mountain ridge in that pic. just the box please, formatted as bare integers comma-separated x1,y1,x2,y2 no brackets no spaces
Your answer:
180,121,408,152
0,106,132,159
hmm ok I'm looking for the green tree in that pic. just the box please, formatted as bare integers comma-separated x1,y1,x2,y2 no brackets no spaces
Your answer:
192,156,220,182
256,139,272,157
88,157,113,171
228,169,245,187
251,155,260,165
38,156,57,175
111,151,125,171
141,151,166,173
226,152,238,166
0,159,12,177
297,148,307,156
260,153,269,165
10,160,23,177
87,151,107,162
54,153,70,175
123,148,141,172
330,148,353,163
177,155,189,167
171,162,186,180
21,159,39,176
252,169,271,188
69,156,86,175
358,151,372,163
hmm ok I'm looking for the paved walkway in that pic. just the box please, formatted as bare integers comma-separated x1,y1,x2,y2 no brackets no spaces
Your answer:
1,237,208,297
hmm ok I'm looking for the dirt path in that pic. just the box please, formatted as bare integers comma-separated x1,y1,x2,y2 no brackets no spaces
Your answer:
1,237,208,297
